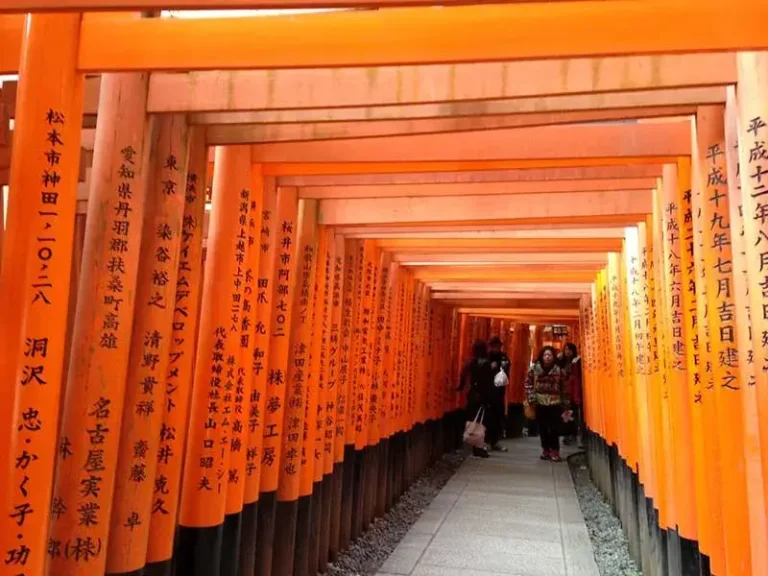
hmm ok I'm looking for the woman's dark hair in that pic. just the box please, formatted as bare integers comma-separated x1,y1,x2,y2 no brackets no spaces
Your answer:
536,345,558,366
471,339,488,359
564,342,578,357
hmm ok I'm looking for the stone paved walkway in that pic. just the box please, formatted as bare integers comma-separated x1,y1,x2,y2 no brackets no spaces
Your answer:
377,437,600,576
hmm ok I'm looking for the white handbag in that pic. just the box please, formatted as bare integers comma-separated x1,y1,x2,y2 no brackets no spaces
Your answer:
463,407,487,448
494,368,509,388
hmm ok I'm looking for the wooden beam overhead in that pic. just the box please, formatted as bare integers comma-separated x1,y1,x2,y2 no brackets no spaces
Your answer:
152,54,732,112
0,0,539,10
412,265,602,283
0,79,725,121
189,88,720,124
0,15,23,74
261,157,677,176
428,282,592,293
372,238,624,253
205,107,695,145
393,252,610,264
344,227,629,239
336,223,645,240
207,107,698,144
277,165,666,186
299,178,654,199
319,189,651,225
67,2,767,71
433,293,584,302
440,297,579,308
253,122,691,163
463,307,581,316
419,268,597,280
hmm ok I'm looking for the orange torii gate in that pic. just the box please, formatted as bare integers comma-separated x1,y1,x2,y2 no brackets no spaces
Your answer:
1,5,768,576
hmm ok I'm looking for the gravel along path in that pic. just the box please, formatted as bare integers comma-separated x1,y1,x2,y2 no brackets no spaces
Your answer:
568,453,642,576
326,450,467,576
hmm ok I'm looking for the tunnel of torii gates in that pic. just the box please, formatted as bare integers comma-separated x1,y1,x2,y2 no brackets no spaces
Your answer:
3,4,768,576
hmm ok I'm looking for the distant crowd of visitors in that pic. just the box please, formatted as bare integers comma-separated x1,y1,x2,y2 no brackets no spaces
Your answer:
458,337,583,461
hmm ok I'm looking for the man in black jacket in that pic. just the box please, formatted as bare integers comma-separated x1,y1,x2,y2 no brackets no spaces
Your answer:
487,336,510,452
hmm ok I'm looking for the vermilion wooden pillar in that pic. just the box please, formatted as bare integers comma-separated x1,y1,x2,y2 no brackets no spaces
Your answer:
174,145,252,576
0,13,84,576
660,163,701,574
293,225,329,576
696,106,752,575
254,187,299,576
335,238,362,555
106,114,191,576
271,199,318,576
689,116,726,576
737,52,768,576
48,73,151,576
145,128,208,576
239,175,278,576
726,82,768,575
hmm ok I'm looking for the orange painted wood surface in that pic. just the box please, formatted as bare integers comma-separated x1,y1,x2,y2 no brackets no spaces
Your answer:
70,2,768,72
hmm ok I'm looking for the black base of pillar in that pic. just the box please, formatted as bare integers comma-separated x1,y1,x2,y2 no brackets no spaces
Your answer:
144,559,173,576
318,473,333,572
404,429,414,489
385,434,397,510
351,446,367,540
584,430,705,576
339,445,356,550
239,501,259,576
363,443,379,528
680,537,702,576
273,499,299,576
254,491,277,576
376,438,390,517
506,403,525,439
308,481,324,576
292,495,311,576
175,523,224,576
106,569,144,576
221,511,243,576
700,552,711,576
328,462,345,562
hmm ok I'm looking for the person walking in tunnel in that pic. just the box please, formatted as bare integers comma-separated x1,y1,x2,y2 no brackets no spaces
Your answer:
488,336,510,452
457,339,495,458
560,342,583,447
525,345,569,462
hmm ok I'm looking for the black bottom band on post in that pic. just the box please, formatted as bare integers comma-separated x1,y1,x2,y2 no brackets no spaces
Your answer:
308,480,324,576
238,501,259,576
351,446,366,540
254,491,277,576
385,436,396,511
339,445,356,551
329,461,345,562
678,536,701,576
376,439,389,517
272,499,299,576
292,495,312,576
585,430,705,576
106,569,144,576
144,558,173,576
318,473,333,572
175,523,224,576
363,443,379,528
220,511,243,576
666,528,682,576
506,403,525,439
